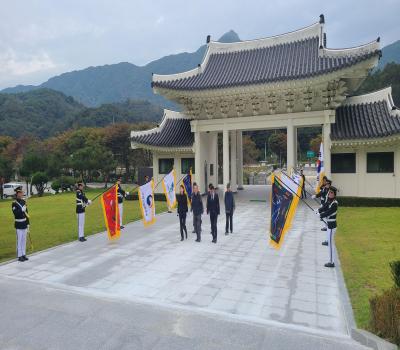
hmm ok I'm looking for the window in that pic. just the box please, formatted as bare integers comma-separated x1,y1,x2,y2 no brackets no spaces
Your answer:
367,152,394,173
210,164,214,176
181,158,195,174
331,153,356,173
159,158,174,174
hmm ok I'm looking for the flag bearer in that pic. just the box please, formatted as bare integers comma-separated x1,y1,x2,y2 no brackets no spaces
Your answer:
317,187,338,268
176,184,188,241
312,177,330,232
117,177,128,229
12,188,29,262
76,183,91,242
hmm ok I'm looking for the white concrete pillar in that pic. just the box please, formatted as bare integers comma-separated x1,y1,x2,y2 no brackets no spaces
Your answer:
230,130,237,192
237,130,244,189
323,123,331,178
209,132,218,187
194,131,204,193
286,120,295,171
223,128,230,189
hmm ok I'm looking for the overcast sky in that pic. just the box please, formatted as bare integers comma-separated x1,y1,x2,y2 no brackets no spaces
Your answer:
0,0,399,89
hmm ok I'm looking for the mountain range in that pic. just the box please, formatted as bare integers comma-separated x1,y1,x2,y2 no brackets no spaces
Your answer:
1,30,241,108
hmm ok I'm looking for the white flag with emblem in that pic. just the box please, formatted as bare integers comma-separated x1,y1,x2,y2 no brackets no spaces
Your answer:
162,169,177,209
138,179,156,227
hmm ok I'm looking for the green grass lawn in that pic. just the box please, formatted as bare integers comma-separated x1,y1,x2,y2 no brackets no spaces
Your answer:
336,207,400,329
0,189,167,263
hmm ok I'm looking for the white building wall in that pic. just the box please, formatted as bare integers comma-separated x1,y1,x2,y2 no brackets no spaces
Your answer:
331,144,400,198
153,151,195,194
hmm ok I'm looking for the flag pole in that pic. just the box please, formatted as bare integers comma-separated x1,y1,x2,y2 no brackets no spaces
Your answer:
292,169,320,195
282,170,320,204
90,184,115,202
274,174,326,224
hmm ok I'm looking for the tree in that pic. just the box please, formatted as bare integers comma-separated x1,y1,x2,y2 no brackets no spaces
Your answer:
31,172,49,197
20,151,48,196
268,133,287,164
358,62,400,105
0,155,14,198
310,135,322,154
242,135,260,165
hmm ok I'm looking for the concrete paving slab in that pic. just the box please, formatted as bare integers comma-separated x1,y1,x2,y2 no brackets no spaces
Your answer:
0,185,365,349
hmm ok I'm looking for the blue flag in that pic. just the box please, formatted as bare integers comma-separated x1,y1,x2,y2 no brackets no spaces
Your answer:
183,171,192,205
270,176,294,248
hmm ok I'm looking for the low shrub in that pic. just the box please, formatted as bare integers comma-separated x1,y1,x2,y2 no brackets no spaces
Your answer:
390,261,400,289
338,196,400,207
370,287,400,345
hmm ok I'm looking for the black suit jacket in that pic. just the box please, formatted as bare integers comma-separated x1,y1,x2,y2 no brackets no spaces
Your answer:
207,193,220,215
176,194,188,214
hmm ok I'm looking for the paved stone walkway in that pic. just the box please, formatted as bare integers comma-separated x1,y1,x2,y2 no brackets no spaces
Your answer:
0,186,361,349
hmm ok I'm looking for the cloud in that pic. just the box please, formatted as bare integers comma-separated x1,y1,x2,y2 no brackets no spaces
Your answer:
0,48,59,76
155,15,165,26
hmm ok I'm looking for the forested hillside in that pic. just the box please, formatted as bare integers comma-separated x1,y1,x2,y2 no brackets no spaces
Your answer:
0,89,163,138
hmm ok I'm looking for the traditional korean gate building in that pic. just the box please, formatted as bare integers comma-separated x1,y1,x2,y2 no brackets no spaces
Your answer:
131,15,400,198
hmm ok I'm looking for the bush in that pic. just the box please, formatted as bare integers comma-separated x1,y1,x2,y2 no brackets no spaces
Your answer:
51,176,75,193
51,179,61,193
338,196,400,207
390,261,400,289
370,287,400,345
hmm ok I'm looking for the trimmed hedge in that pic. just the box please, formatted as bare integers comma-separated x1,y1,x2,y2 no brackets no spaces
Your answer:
338,196,400,207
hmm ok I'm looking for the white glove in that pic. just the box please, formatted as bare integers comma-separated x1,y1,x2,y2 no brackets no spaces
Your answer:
22,205,27,212
311,195,316,199
126,192,129,196
88,200,92,205
314,209,320,215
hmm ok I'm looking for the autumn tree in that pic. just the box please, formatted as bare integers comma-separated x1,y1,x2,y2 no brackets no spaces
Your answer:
268,133,287,162
242,135,261,165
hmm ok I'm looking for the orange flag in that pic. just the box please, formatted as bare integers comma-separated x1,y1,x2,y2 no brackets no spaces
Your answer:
101,185,120,240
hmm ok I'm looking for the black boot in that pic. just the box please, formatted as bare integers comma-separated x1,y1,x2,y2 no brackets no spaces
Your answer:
322,241,328,246
324,262,335,268
22,255,29,261
184,228,188,239
18,257,24,262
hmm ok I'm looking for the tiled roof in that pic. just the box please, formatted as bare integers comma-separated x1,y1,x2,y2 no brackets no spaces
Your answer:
152,22,380,91
332,88,400,140
131,110,193,148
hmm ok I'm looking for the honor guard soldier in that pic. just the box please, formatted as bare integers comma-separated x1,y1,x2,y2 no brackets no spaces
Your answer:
76,183,91,242
316,186,338,268
117,177,129,229
12,188,29,262
312,177,330,231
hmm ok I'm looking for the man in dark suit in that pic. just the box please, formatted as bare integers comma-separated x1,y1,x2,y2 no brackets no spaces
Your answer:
224,183,235,235
191,183,203,242
206,184,220,243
